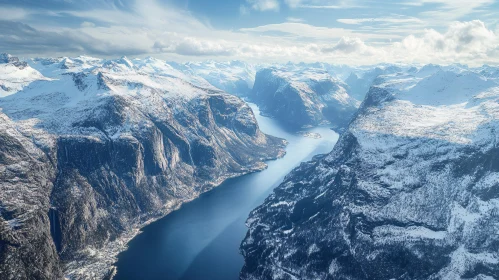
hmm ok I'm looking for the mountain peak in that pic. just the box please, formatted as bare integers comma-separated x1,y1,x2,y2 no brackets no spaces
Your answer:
0,53,19,64
117,56,134,68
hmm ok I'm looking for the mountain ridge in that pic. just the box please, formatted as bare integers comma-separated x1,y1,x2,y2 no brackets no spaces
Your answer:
0,54,286,279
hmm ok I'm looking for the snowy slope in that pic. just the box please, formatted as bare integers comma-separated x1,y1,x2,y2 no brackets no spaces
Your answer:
176,60,258,97
241,69,499,280
0,54,286,280
0,55,48,97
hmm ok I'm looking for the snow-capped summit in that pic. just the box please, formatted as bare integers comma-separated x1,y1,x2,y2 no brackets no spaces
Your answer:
29,56,102,77
475,64,499,79
101,56,136,72
415,63,443,77
116,56,134,68
0,53,19,64
0,55,47,97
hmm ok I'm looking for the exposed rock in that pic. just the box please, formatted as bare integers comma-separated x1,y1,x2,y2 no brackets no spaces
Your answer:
250,67,359,129
0,56,286,279
241,69,499,280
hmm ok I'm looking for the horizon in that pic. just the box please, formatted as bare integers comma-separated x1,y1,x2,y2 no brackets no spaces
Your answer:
3,52,498,68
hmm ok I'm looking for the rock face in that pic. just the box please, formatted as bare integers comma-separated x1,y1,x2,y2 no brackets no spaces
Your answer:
0,55,286,279
241,69,499,280
251,67,359,130
0,112,62,280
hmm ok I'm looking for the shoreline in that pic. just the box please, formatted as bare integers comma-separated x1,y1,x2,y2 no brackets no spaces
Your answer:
63,148,287,280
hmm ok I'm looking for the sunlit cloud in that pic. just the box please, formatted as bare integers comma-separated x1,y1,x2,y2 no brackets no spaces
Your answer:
0,0,497,66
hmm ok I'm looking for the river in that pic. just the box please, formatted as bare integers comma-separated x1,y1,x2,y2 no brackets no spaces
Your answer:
113,104,339,280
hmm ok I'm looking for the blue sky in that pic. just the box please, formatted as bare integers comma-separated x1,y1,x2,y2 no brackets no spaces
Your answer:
0,0,498,65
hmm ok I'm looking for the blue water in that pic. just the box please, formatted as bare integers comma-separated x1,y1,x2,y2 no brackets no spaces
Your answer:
113,104,339,280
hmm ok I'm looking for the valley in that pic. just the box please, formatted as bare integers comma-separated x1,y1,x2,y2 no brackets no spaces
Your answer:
113,104,339,280
1,52,499,280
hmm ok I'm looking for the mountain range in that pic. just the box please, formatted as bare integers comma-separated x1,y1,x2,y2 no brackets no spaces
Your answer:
1,53,499,280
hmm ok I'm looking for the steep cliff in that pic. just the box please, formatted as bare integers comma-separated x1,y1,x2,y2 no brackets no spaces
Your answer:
0,55,286,279
241,69,499,280
251,67,359,129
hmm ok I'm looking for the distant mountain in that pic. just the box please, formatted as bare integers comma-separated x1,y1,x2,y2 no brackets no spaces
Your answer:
250,67,360,130
344,65,404,101
171,60,258,97
241,69,499,280
0,54,286,279
0,54,47,97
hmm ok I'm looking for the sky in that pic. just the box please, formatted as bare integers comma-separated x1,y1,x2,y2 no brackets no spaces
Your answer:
0,0,499,65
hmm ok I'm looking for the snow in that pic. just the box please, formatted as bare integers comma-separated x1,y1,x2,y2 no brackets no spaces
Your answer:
0,55,230,141
242,62,499,280
307,244,319,255
398,71,496,106
373,225,447,244
0,63,48,97
183,60,257,91
353,70,499,145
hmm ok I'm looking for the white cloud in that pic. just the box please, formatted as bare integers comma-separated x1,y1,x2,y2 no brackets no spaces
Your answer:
322,37,377,55
284,0,364,9
240,5,250,15
406,0,494,20
245,0,280,11
239,22,394,41
284,0,303,8
286,17,306,23
154,37,235,56
80,21,96,28
2,0,499,66
0,7,29,20
337,17,423,25
235,20,499,66
391,20,499,64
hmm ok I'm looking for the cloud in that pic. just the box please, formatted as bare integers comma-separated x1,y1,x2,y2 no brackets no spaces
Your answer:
0,0,498,66
80,21,96,28
0,0,134,11
239,5,250,15
239,22,397,41
321,37,376,55
284,0,364,9
235,20,499,66
154,37,235,56
403,0,494,20
286,17,306,23
0,7,29,20
244,0,280,11
337,17,423,25
284,0,303,8
0,20,146,56
392,20,499,63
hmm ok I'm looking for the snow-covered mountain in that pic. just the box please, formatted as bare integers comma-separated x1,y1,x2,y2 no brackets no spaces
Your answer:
251,67,360,130
241,69,499,279
0,54,48,98
171,60,258,97
0,54,286,279
344,65,405,101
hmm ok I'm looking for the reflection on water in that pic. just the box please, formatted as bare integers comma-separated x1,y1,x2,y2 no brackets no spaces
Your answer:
114,103,339,280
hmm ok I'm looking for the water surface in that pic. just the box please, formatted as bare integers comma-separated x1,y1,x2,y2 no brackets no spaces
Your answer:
114,104,339,280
